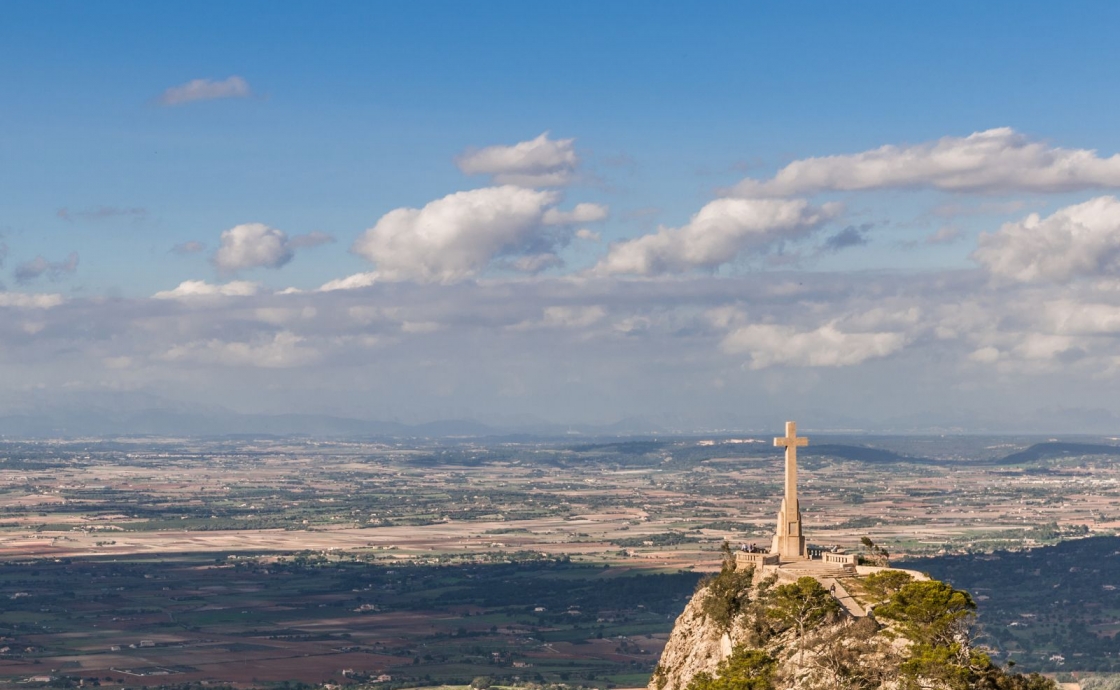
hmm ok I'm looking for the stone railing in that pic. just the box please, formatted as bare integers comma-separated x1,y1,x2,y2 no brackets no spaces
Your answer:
736,551,779,567
822,551,858,569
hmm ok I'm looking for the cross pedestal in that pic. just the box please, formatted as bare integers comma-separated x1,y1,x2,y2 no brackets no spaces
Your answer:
770,421,808,559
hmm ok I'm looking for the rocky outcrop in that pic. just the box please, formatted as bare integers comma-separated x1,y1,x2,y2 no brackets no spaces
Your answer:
649,571,836,690
650,562,1057,690
650,587,736,690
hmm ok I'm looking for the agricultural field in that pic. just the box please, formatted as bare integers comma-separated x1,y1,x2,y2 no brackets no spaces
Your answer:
0,552,698,687
1,434,1120,684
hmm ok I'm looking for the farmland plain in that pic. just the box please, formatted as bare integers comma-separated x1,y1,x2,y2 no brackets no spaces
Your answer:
1,434,1119,685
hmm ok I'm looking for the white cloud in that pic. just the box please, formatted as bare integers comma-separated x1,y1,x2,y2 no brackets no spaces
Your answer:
593,198,841,276
732,128,1120,197
972,196,1120,283
0,292,65,309
1042,300,1120,335
161,331,317,368
969,346,1001,364
153,280,259,300
456,133,579,187
720,322,908,369
213,223,293,272
1013,333,1076,360
211,225,333,274
575,229,601,242
542,203,609,225
351,186,561,283
157,76,252,106
254,307,317,325
319,272,379,292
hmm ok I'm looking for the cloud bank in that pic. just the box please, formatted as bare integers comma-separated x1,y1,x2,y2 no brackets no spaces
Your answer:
10,126,1120,429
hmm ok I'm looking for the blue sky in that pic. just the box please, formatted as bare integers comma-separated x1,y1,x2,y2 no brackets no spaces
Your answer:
4,2,1120,431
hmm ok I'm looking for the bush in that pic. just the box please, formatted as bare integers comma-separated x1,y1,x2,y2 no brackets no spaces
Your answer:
686,649,775,690
698,543,755,632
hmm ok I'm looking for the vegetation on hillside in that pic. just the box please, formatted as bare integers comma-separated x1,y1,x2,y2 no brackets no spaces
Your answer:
901,535,1120,672
698,543,757,632
677,560,1057,690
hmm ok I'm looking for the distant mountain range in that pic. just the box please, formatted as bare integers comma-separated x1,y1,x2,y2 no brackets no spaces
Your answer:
1,391,1119,439
805,441,1120,466
0,391,667,439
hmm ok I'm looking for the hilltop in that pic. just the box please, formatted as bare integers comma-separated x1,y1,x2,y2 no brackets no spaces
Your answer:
650,547,1055,690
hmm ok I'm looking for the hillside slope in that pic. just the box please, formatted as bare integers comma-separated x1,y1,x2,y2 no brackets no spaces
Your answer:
650,554,1056,690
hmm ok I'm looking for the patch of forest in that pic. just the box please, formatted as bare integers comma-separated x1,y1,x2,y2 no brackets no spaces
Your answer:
900,535,1120,672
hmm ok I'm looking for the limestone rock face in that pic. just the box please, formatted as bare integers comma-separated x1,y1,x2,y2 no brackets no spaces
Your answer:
648,573,871,690
649,589,730,690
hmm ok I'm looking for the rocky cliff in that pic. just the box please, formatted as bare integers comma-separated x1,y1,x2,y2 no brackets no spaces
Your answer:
649,557,1056,690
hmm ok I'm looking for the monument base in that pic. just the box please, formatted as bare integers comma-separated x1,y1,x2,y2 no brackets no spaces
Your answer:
770,535,806,560
770,498,806,560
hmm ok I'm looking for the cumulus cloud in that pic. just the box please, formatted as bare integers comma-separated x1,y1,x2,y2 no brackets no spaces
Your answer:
351,186,562,283
211,224,332,273
593,198,841,276
171,240,205,255
575,229,601,242
153,280,259,300
720,322,908,369
14,252,79,284
318,272,379,292
972,196,1120,283
1043,300,1120,335
157,76,252,106
732,128,1120,197
213,224,292,272
456,133,579,187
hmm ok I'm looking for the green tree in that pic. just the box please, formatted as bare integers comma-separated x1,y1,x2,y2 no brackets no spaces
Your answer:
859,569,913,605
699,542,755,632
875,580,975,647
766,576,841,665
686,648,775,690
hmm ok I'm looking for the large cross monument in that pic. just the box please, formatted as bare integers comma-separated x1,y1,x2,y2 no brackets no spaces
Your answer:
770,421,808,559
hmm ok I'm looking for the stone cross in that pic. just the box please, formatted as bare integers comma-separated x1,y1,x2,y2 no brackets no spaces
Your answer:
771,421,809,559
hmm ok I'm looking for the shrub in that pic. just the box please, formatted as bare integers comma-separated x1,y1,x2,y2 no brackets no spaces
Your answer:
698,543,755,632
686,648,775,690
